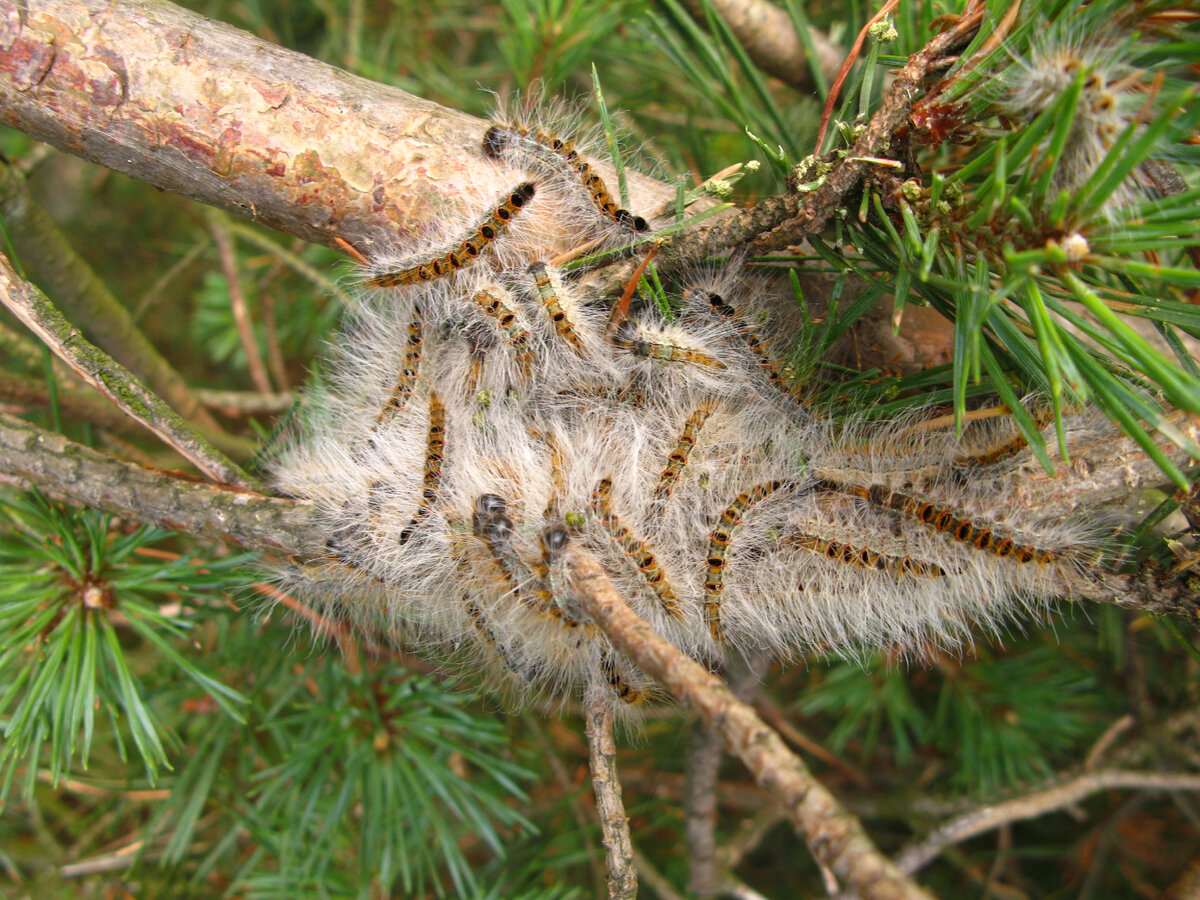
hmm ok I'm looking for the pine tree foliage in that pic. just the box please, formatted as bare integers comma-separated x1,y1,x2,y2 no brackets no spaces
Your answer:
0,0,1199,897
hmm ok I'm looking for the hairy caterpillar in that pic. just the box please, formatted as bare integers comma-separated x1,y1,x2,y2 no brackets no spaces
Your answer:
483,118,650,238
366,182,537,288
267,90,1180,713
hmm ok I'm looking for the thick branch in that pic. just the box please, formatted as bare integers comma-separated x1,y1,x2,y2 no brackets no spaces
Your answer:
677,0,843,94
0,411,321,556
566,548,936,900
0,0,673,255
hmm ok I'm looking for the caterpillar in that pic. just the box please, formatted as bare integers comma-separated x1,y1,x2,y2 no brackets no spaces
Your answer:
527,261,586,352
397,392,446,545
367,182,536,288
611,320,725,370
653,403,715,504
375,306,424,426
703,480,787,643
483,123,649,235
592,478,684,621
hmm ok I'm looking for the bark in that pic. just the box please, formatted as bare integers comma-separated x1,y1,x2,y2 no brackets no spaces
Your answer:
0,0,674,255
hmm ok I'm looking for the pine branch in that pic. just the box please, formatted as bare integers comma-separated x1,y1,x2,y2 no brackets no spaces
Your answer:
0,411,320,556
0,0,675,256
0,159,222,433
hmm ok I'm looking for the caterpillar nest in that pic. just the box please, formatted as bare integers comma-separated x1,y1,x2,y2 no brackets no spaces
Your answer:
268,98,1132,714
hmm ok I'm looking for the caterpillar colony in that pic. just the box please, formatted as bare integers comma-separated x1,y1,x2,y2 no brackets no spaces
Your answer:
268,94,1164,714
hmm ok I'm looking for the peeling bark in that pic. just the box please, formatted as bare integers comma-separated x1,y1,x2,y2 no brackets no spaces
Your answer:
0,0,674,255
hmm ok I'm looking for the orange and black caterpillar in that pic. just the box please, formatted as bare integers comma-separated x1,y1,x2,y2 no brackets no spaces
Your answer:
704,480,786,641
398,393,446,545
368,183,536,288
822,481,1066,565
483,124,649,233
376,306,424,424
592,478,684,620
787,531,947,578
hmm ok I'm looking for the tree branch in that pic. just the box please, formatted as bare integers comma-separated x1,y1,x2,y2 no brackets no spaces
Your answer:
0,0,674,256
585,686,638,900
0,411,320,556
677,0,843,95
893,769,1200,877
566,546,936,900
0,249,258,488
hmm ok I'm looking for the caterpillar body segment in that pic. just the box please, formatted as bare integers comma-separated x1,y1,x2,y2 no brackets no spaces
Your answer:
366,182,536,289
684,287,806,407
951,406,1057,469
528,261,584,351
464,596,537,682
787,530,948,578
398,392,446,546
811,476,1080,569
375,305,424,425
611,320,725,370
472,495,589,631
862,485,1066,565
653,403,715,505
599,650,650,705
467,285,536,379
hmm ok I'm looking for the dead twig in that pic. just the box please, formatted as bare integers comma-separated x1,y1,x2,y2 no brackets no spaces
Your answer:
894,769,1200,876
585,686,638,900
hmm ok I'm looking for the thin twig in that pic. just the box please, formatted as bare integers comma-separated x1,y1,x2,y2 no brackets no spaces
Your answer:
585,686,638,900
0,251,259,489
208,209,274,395
719,877,772,900
633,845,688,900
0,159,223,433
194,387,295,416
565,546,936,900
717,807,788,874
527,717,608,896
894,770,1200,876
0,368,259,460
753,689,872,789
686,718,724,898
815,0,902,151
